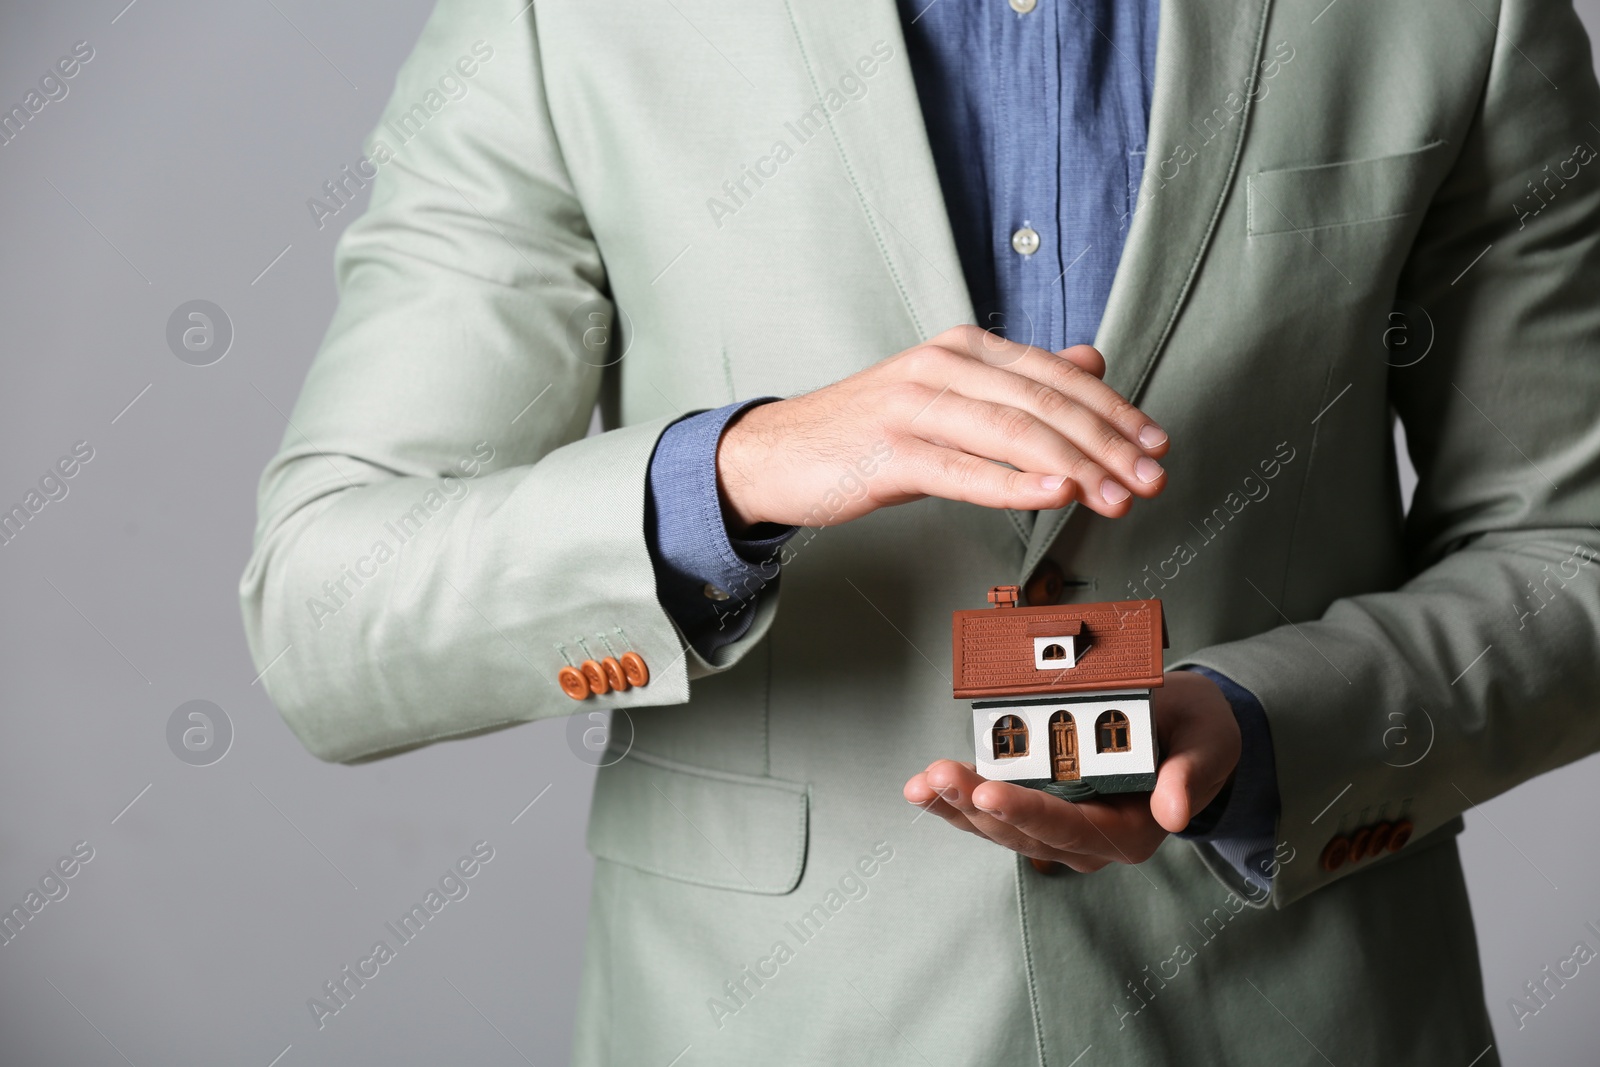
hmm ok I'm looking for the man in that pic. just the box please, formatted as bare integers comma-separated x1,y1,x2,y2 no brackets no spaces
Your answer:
241,0,1600,1061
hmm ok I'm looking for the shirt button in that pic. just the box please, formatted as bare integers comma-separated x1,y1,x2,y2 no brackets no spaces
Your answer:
1009,0,1038,12
1011,227,1041,256
703,583,731,601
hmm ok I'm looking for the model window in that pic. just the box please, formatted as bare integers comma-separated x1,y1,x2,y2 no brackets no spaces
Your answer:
1096,710,1131,753
992,715,1029,758
1032,635,1077,669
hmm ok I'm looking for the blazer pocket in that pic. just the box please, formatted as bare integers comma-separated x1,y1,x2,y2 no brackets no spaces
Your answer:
1247,141,1446,237
586,748,809,895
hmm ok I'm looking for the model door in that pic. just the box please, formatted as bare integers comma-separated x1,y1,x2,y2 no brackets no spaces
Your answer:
1049,711,1078,781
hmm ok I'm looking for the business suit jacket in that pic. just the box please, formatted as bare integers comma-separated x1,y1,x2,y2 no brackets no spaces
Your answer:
240,0,1600,1061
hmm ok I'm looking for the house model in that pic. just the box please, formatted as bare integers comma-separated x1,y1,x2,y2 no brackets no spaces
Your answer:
952,587,1168,797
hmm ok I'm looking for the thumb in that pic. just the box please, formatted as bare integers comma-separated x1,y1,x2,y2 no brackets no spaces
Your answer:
1147,670,1241,833
1150,751,1206,833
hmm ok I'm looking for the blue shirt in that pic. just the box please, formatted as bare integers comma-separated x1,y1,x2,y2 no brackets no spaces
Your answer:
898,0,1157,351
640,0,1279,893
644,398,795,659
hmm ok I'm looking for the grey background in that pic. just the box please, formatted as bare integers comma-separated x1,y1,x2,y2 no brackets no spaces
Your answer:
1,2,1597,1064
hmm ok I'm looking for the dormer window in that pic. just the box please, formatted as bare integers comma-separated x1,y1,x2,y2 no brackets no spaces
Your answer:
1033,635,1077,670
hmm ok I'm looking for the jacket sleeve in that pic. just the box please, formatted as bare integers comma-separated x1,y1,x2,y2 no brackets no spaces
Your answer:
238,0,776,764
1175,0,1600,907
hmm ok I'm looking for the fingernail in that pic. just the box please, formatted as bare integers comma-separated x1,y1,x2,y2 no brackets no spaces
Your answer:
1041,474,1067,490
1139,424,1168,449
1135,457,1164,484
1101,479,1130,505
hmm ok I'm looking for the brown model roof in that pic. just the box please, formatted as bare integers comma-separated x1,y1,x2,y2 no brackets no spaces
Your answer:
952,596,1167,699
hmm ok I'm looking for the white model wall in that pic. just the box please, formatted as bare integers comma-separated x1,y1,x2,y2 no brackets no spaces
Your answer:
972,693,1155,782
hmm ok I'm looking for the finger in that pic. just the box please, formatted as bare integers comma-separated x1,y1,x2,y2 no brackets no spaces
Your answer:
915,767,1119,870
928,322,1040,369
921,759,993,812
894,392,1146,513
885,341,1166,496
905,770,990,829
906,781,1014,843
1057,344,1106,379
923,762,1070,853
888,440,1117,515
919,801,990,838
927,326,1169,457
971,780,1164,863
900,383,1166,505
903,771,964,816
1011,349,1170,458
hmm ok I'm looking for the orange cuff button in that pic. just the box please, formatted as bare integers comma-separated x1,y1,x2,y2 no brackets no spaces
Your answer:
1368,821,1393,854
602,656,629,692
621,651,650,687
580,659,609,695
1349,826,1373,863
558,666,590,701
1319,835,1351,872
1387,819,1413,852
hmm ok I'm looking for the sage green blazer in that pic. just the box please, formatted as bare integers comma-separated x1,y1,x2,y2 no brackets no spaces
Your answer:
241,0,1600,1061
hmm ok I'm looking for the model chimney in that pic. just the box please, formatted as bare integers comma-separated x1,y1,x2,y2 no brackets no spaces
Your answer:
987,585,1020,608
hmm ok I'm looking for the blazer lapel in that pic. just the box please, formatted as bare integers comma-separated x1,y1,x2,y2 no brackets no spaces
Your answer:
782,0,1275,558
781,0,1041,544
779,0,974,336
1023,0,1278,575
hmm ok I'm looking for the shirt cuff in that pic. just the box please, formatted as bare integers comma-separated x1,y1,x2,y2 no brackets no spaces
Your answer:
644,399,798,659
1173,666,1282,892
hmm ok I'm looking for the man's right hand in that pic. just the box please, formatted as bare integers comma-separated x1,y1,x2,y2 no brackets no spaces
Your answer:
715,324,1171,534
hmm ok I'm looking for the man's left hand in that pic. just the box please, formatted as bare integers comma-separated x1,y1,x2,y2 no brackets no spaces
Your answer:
902,670,1241,871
